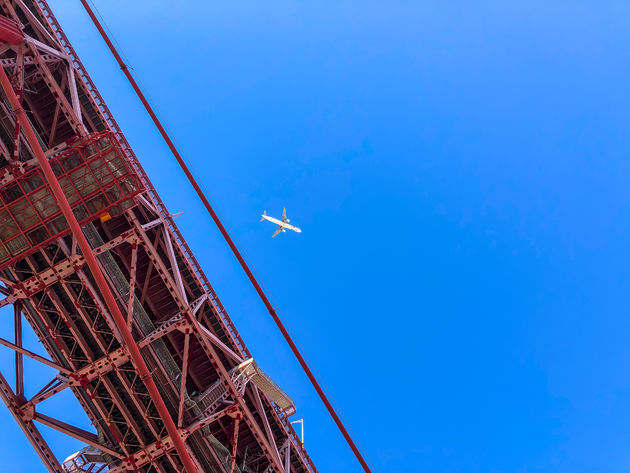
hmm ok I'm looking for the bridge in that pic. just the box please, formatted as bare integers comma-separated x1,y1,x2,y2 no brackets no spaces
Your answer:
0,2,316,472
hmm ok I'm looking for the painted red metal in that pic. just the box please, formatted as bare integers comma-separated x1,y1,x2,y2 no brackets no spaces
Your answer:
230,415,242,473
78,2,374,472
0,131,141,269
0,2,321,471
0,16,23,45
0,59,200,473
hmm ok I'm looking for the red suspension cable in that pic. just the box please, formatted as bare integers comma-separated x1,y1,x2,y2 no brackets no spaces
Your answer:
77,1,374,472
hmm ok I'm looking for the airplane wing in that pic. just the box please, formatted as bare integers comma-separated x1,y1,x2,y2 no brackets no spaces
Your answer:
282,207,287,222
272,225,283,238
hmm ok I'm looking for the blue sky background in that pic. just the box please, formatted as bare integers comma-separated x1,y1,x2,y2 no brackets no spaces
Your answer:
1,1,630,472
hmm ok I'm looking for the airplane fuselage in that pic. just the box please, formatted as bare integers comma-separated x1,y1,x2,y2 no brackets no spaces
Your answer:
261,214,302,233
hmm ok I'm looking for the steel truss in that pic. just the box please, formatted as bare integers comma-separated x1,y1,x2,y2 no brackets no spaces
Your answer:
0,1,317,472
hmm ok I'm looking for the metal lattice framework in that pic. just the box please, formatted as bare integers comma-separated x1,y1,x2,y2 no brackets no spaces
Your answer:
0,1,316,472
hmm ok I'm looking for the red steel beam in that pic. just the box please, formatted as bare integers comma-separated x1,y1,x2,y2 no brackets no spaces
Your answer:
230,416,241,473
78,3,374,472
0,336,71,374
14,302,24,397
0,55,199,473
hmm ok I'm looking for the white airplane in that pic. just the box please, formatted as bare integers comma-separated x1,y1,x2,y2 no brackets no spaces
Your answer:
260,208,302,237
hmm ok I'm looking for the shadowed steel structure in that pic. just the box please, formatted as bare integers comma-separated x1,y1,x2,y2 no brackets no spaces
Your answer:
0,2,316,472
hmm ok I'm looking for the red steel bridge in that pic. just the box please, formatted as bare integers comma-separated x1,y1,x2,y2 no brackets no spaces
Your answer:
0,1,318,472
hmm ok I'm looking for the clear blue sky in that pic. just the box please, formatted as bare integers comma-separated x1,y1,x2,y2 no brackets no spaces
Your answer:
1,1,629,472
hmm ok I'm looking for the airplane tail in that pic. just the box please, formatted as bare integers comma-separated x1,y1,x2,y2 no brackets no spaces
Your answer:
260,210,267,222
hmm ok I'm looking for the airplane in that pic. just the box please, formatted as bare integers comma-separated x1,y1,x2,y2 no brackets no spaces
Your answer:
260,208,302,237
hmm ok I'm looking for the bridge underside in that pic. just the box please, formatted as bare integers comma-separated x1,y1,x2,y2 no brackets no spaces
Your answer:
0,2,315,472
